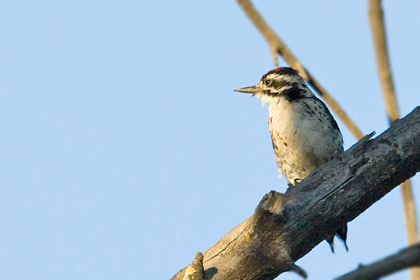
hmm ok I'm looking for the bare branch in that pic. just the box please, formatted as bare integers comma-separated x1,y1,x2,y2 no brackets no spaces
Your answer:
335,244,420,280
368,1,419,278
368,0,400,121
172,107,420,280
236,0,364,140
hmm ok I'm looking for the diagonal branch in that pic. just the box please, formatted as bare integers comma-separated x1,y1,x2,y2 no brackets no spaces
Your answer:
368,0,400,121
236,0,364,140
172,107,420,280
335,244,420,280
368,1,419,279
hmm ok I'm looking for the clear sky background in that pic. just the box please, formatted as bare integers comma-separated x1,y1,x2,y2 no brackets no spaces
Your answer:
1,1,419,279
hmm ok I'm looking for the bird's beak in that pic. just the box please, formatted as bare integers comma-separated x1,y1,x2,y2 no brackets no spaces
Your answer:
234,85,259,94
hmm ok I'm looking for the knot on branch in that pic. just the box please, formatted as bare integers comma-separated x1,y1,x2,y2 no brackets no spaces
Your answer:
257,191,284,213
251,191,307,278
171,252,205,280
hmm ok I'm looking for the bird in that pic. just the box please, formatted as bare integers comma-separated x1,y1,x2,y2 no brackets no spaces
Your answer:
235,67,348,252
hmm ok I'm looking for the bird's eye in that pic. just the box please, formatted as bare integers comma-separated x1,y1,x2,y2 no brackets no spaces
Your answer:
265,79,271,86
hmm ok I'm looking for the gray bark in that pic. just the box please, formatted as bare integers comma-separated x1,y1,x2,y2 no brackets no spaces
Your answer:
171,106,420,280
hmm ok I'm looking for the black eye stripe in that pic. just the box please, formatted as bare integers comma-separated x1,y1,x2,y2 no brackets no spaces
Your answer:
280,87,305,102
271,79,290,89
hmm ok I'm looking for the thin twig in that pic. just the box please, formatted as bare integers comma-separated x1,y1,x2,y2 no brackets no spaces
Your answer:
236,0,364,140
335,244,420,280
368,0,400,121
368,1,419,279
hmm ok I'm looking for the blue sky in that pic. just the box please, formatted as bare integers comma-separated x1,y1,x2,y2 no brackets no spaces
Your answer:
1,1,419,279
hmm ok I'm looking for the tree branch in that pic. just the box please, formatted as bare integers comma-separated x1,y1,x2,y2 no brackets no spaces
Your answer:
171,107,420,280
368,1,419,278
368,0,399,121
236,0,364,140
335,244,420,280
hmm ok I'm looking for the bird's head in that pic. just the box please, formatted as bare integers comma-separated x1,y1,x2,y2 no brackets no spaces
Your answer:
235,67,314,103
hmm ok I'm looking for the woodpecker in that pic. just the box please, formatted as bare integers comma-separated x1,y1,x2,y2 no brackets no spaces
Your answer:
235,67,348,252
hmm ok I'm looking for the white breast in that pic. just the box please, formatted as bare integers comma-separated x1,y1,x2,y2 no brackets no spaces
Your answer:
267,97,343,185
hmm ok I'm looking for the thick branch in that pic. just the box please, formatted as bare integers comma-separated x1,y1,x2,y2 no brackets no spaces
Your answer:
172,107,420,280
369,1,419,278
237,0,364,140
336,244,420,280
